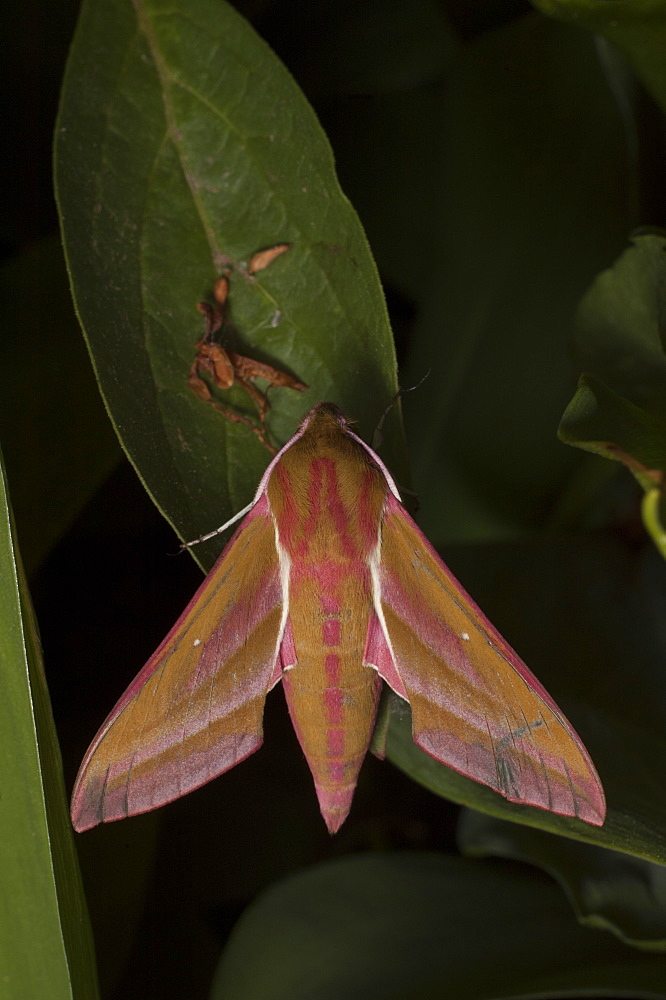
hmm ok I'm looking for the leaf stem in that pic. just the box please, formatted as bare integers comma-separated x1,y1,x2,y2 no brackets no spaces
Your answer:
641,487,666,560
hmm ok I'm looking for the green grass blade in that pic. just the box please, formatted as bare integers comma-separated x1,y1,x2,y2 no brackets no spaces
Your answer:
0,446,98,997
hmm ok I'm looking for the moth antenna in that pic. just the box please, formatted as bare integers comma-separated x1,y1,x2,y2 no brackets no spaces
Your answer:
180,500,256,549
371,370,431,451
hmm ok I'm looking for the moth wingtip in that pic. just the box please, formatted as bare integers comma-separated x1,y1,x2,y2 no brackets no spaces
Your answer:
578,792,607,827
70,801,101,833
70,775,113,832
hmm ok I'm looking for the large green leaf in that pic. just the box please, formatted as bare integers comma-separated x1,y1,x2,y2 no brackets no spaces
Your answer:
54,0,401,570
459,809,666,951
210,852,666,999
0,445,98,998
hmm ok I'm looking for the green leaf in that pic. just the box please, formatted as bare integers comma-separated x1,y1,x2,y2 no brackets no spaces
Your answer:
0,445,98,997
54,0,401,571
387,532,666,865
559,373,666,489
567,233,666,412
459,809,666,951
530,0,666,115
558,234,666,552
210,852,666,999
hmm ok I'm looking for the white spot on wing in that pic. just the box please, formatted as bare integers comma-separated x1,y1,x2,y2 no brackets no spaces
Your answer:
461,632,470,641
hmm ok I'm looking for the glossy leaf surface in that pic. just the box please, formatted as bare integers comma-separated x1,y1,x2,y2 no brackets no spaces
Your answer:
55,0,401,571
459,809,666,951
211,852,666,1000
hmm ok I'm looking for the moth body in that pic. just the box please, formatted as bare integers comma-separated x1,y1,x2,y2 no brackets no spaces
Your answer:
71,404,605,833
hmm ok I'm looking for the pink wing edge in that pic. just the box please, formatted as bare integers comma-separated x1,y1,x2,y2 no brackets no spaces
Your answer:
71,492,293,831
313,408,604,826
360,490,606,827
71,410,321,832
